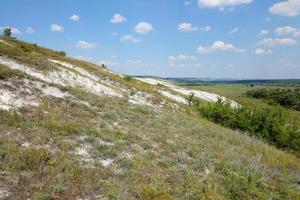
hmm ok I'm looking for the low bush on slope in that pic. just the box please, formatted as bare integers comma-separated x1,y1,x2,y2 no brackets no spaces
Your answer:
189,97,300,152
246,88,300,111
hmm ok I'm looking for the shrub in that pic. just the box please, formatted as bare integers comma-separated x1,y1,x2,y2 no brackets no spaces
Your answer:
57,51,66,56
20,44,32,53
191,98,300,152
124,75,133,82
246,88,300,111
3,27,12,37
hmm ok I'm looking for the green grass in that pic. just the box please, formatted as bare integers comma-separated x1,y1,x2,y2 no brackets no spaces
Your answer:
0,37,299,199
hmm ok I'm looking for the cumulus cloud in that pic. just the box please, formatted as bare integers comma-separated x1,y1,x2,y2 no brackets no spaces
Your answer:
76,40,96,49
110,13,127,24
229,27,239,34
0,26,21,34
70,15,80,21
198,0,253,7
274,26,298,35
197,41,246,54
269,0,300,17
201,26,211,32
50,24,64,32
258,29,269,36
168,55,200,67
134,22,154,34
255,48,272,55
120,34,141,43
25,27,34,34
98,60,120,67
178,23,198,32
256,38,297,47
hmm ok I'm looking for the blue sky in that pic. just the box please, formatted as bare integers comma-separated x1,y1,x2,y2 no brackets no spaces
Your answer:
1,0,300,79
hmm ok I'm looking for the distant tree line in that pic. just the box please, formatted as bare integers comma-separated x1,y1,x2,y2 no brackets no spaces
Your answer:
188,96,300,152
246,88,300,111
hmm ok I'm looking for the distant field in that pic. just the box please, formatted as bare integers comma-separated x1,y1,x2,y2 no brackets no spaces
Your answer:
185,84,300,123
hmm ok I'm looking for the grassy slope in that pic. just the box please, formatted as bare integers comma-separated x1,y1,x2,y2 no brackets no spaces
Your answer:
0,37,300,199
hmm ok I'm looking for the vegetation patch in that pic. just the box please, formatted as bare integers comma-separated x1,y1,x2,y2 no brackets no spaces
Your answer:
189,97,300,152
246,88,300,111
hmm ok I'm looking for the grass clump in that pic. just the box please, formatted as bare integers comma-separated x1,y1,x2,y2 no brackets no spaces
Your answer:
32,192,53,200
51,183,65,194
0,140,50,171
0,64,25,79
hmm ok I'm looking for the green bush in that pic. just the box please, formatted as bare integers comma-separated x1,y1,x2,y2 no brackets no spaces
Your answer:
191,98,300,151
246,88,300,111
3,28,12,37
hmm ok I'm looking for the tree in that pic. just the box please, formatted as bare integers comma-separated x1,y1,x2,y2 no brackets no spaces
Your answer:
3,28,12,37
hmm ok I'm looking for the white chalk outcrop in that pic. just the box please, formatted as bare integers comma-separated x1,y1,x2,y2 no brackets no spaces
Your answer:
135,77,239,108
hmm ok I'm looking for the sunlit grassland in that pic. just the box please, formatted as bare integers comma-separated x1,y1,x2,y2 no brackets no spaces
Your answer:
0,37,299,199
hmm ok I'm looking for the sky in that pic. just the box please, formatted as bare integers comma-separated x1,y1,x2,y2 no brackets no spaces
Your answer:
1,0,300,79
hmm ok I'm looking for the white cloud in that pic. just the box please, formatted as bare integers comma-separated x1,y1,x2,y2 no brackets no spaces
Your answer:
178,23,198,32
0,26,21,34
134,22,154,34
274,26,298,35
98,60,120,67
50,24,64,32
169,63,202,68
256,38,297,47
168,55,199,67
269,0,300,17
76,40,96,49
70,15,80,22
258,29,269,36
201,26,211,32
229,27,239,34
197,41,246,54
255,48,272,55
168,55,197,62
25,27,34,34
128,60,143,64
120,34,141,43
110,13,127,24
112,32,118,36
198,0,253,7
